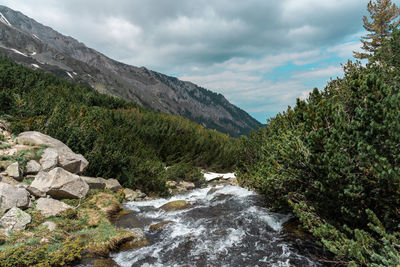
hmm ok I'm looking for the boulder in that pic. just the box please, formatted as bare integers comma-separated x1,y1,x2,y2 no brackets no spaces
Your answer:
0,182,30,214
124,188,146,201
30,168,89,199
0,176,20,186
160,200,190,211
5,162,22,181
149,221,173,231
36,198,73,217
105,179,122,192
26,160,42,174
120,228,149,251
39,148,59,171
18,131,89,174
178,181,195,190
81,176,106,190
0,207,31,234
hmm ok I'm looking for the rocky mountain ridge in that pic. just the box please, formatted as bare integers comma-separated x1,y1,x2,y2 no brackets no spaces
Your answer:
0,5,261,137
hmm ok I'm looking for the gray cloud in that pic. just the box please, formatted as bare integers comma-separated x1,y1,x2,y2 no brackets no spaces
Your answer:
1,0,368,69
1,0,374,122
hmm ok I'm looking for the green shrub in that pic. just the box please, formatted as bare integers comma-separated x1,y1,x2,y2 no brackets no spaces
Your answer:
237,30,400,265
165,162,205,186
0,56,238,196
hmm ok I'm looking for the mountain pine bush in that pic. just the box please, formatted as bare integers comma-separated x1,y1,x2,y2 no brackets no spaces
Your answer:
237,29,400,266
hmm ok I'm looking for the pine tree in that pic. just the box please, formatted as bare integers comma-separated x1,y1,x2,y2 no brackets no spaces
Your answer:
354,0,400,59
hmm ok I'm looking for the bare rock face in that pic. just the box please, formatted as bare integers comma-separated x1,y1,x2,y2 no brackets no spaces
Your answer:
81,176,106,190
29,168,89,199
18,131,88,174
39,148,59,171
36,198,73,217
5,162,22,181
26,160,42,174
0,182,30,215
0,207,31,234
105,179,122,192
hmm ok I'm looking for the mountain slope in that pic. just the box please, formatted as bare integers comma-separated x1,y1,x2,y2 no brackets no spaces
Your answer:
0,5,261,137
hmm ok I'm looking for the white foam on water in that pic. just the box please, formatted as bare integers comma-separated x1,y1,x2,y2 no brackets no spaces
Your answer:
31,52,37,56
216,227,246,252
246,206,290,232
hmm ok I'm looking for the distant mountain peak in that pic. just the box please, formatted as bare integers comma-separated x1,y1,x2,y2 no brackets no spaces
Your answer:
0,5,261,137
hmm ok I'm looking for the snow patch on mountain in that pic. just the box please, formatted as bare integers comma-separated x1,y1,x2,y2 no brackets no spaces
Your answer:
0,12,11,26
10,48,27,57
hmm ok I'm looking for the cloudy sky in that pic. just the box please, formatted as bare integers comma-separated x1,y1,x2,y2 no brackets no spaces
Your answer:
1,0,378,122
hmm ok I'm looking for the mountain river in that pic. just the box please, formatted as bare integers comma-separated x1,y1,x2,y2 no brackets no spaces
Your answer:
106,183,323,266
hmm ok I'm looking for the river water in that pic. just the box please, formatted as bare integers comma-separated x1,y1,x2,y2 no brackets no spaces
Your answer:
111,184,322,267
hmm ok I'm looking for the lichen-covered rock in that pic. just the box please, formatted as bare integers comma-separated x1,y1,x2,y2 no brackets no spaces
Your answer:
39,148,59,171
123,188,146,201
30,168,89,199
81,176,106,190
105,179,122,192
26,160,42,174
5,162,22,181
160,200,190,211
18,131,89,174
36,198,73,217
149,221,173,231
120,228,149,251
0,182,30,214
0,207,31,234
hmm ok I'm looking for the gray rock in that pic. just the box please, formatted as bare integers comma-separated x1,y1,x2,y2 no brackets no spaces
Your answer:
0,182,30,214
124,188,146,201
42,221,57,231
39,148,59,171
26,160,42,174
81,176,106,190
5,162,22,181
36,198,73,217
166,180,177,187
178,181,195,190
18,131,89,174
30,168,89,199
0,207,31,234
105,179,122,192
0,176,20,186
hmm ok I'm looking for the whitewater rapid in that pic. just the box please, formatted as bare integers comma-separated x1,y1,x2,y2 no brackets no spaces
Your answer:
111,184,321,266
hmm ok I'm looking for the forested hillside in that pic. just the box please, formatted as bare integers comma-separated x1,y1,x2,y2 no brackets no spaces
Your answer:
237,18,400,267
0,56,238,195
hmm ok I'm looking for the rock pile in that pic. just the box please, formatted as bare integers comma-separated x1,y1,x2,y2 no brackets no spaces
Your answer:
0,130,146,235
